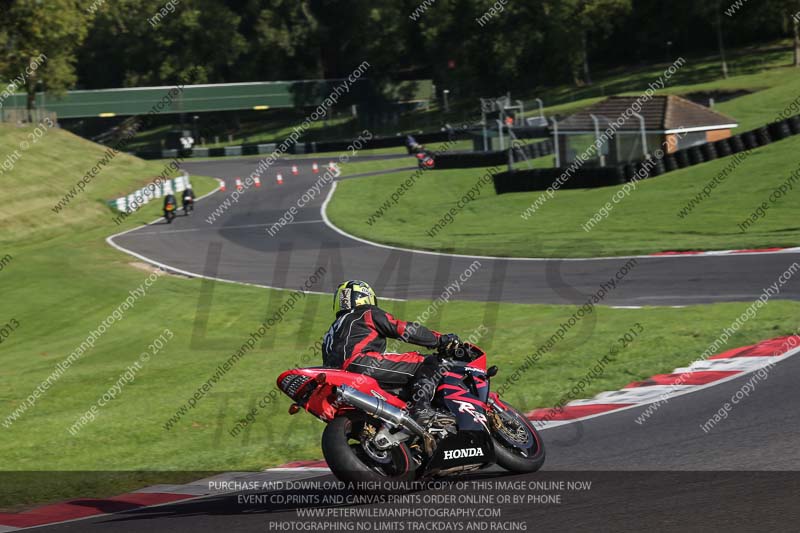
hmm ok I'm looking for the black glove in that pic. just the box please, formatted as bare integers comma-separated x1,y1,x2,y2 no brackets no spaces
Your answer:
437,333,461,357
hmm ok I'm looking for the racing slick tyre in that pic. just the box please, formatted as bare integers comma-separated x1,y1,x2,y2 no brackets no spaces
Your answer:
322,415,416,486
489,402,545,473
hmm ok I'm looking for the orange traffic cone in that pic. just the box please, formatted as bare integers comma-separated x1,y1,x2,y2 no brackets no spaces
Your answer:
254,176,261,188
328,161,336,171
312,162,319,174
276,173,284,185
291,165,299,176
235,178,243,191
220,180,226,191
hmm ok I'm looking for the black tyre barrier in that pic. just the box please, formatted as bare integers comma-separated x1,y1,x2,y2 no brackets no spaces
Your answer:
674,149,691,168
637,158,665,177
654,158,667,176
788,115,800,135
624,163,637,181
309,130,471,154
688,146,705,165
714,138,732,157
742,131,760,150
489,115,800,195
242,145,260,156
511,126,551,139
135,150,162,159
701,142,718,161
492,166,629,194
208,147,226,157
729,134,747,153
754,126,772,146
768,119,792,141
663,154,679,172
613,165,627,184
433,150,508,169
509,139,553,163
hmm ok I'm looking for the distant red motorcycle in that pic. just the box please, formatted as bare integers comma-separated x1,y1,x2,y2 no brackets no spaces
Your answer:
163,202,177,223
277,342,544,483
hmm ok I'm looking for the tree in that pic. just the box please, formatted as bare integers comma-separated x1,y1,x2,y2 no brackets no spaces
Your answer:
714,0,728,78
0,0,92,120
794,6,800,67
770,0,800,66
77,0,246,88
547,0,632,86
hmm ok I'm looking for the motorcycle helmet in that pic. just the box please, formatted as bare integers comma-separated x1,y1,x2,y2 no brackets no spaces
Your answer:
334,280,377,312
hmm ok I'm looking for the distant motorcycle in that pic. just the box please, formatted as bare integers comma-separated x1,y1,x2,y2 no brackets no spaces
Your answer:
164,202,177,223
182,188,195,216
277,342,545,484
163,193,178,224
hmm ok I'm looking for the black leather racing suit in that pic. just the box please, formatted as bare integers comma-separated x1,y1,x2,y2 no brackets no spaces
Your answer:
322,304,442,386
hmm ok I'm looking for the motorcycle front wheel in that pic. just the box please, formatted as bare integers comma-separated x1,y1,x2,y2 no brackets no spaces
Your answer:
322,414,416,485
489,401,545,473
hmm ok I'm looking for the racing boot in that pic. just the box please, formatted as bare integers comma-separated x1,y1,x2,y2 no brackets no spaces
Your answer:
409,374,456,428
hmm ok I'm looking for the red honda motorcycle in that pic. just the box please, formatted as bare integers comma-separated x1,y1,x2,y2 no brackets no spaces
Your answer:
277,343,544,483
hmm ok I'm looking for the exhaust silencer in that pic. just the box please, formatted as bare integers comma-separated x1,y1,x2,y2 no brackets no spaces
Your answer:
335,384,428,440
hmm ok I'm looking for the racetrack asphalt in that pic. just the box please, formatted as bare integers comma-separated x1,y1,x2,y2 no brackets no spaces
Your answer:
34,351,800,532
108,156,800,307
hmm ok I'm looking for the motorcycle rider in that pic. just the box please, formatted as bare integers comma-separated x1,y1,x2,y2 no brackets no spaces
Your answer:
163,193,176,209
182,187,195,214
323,280,461,425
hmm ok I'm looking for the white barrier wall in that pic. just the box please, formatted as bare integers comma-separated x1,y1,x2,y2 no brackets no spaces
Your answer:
109,172,192,213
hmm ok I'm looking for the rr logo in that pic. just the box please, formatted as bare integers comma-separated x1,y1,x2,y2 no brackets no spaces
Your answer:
454,400,488,429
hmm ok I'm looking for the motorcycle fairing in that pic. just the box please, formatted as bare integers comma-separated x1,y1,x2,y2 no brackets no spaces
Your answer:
276,368,406,422
426,430,495,472
437,361,491,433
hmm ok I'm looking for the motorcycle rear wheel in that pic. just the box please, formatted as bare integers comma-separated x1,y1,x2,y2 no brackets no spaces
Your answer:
322,414,416,485
489,402,545,473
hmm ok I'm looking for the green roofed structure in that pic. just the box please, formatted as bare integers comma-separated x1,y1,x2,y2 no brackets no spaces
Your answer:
0,79,434,120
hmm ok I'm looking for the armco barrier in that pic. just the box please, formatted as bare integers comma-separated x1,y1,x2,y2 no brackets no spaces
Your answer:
492,115,800,194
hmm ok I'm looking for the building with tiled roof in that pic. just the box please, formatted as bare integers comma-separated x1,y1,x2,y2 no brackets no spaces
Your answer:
554,95,738,166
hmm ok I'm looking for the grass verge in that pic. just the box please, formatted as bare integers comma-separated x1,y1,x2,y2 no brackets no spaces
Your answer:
327,135,800,257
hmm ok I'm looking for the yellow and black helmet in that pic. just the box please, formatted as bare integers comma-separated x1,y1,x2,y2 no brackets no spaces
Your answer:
334,280,377,312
